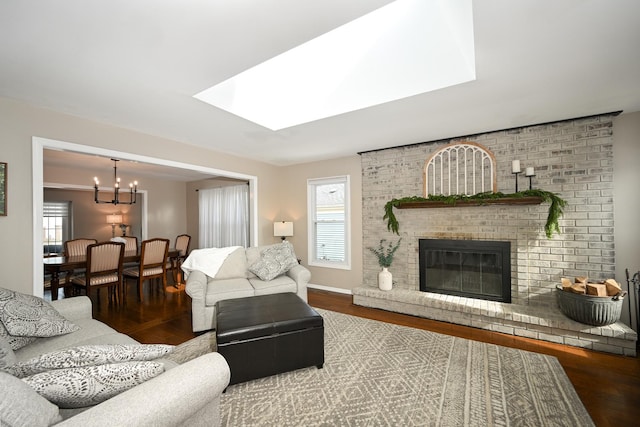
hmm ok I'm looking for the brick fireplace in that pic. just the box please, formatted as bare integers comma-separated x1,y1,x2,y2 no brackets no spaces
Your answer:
353,113,637,355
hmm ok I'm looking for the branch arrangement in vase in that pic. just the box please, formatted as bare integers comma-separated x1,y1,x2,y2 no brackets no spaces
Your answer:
368,238,402,268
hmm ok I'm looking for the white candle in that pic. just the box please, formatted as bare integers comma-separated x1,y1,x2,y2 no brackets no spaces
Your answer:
525,167,535,177
512,160,521,173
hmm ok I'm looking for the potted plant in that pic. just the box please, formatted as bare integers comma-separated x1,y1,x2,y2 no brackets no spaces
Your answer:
368,238,402,290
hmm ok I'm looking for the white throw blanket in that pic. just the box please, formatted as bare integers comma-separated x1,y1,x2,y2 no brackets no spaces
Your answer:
181,246,241,280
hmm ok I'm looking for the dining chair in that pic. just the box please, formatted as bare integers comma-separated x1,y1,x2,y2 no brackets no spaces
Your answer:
123,238,170,302
70,241,125,305
63,238,98,257
167,234,191,286
121,236,138,253
62,238,98,294
118,236,139,269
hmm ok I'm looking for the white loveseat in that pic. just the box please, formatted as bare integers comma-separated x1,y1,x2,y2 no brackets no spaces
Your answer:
1,296,230,427
184,243,311,332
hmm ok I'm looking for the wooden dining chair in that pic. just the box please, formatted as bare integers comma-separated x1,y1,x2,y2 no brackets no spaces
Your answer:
64,238,98,257
123,238,170,302
167,234,191,286
121,236,138,253
70,241,125,305
118,236,139,269
62,238,98,293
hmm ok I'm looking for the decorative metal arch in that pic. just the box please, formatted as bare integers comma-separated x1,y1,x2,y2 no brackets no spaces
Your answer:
424,141,497,197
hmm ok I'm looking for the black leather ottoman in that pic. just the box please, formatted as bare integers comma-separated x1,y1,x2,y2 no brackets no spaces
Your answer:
215,292,324,385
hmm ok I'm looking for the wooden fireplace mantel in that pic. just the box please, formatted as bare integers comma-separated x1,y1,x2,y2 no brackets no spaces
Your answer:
395,196,544,209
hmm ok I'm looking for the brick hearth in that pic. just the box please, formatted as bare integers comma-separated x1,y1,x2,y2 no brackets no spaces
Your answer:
353,286,637,356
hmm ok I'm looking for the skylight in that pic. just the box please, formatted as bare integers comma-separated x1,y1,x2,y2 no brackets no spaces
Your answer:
194,0,475,131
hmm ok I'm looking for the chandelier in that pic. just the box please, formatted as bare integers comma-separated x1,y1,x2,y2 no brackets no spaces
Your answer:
94,159,138,205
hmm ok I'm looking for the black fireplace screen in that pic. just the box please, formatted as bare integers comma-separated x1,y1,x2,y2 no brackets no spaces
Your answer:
419,239,511,303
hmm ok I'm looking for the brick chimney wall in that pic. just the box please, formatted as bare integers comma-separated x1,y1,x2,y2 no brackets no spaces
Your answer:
361,113,616,308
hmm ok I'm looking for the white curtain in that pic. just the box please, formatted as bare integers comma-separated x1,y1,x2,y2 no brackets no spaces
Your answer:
199,184,249,248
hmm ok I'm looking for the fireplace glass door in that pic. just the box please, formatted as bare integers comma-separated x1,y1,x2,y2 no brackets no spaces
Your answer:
419,239,511,303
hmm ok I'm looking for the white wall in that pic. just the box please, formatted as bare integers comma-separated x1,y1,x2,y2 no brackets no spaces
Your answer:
613,111,640,330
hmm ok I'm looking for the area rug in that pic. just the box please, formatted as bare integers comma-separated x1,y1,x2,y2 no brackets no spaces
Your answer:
220,309,594,427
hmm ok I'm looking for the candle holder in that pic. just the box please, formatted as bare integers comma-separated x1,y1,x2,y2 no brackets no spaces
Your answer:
512,171,521,192
526,174,536,190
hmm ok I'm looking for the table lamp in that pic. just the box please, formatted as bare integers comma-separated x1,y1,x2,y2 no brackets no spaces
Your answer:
273,221,293,241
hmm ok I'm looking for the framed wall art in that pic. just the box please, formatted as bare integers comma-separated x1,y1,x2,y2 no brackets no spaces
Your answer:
0,162,6,216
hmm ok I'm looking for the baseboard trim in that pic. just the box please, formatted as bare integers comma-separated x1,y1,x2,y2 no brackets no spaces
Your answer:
308,283,353,295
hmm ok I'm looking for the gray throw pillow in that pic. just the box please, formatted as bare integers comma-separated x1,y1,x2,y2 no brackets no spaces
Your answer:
248,241,299,281
9,344,174,378
0,319,37,351
0,334,16,372
0,371,62,427
0,287,79,338
23,361,165,409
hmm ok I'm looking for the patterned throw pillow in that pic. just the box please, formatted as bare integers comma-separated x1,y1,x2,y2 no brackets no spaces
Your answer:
248,241,299,281
9,344,174,378
0,287,79,338
0,319,36,351
0,334,16,372
22,361,165,408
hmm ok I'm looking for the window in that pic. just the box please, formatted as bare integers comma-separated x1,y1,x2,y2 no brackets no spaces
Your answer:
308,176,350,269
43,201,70,254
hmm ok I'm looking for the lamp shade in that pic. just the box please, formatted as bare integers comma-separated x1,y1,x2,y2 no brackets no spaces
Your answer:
273,221,293,237
106,214,123,224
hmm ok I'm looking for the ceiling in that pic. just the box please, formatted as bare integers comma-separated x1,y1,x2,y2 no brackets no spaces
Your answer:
2,0,639,167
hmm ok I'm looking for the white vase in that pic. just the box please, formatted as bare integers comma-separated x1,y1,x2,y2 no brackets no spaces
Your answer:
378,267,393,291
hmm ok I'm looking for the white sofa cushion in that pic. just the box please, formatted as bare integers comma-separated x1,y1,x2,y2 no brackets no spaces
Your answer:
249,275,297,296
0,371,62,426
23,361,165,409
214,247,248,279
204,278,254,307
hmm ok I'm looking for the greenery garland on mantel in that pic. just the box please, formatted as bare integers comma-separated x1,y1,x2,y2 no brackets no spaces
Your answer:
383,189,567,238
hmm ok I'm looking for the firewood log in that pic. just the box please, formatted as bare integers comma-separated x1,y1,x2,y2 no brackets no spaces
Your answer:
604,279,622,296
586,283,607,297
569,283,586,294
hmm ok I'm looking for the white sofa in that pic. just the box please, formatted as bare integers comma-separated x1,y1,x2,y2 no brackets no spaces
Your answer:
1,296,230,427
185,244,311,332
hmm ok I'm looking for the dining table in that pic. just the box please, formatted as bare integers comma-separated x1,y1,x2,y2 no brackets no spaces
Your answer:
43,248,181,300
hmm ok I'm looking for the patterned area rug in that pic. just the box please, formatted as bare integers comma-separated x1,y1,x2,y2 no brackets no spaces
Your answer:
220,309,594,426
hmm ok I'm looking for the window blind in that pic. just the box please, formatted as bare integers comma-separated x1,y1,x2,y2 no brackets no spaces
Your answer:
43,202,69,217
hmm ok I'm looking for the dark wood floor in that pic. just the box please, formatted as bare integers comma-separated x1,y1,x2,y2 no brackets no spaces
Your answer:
55,285,640,427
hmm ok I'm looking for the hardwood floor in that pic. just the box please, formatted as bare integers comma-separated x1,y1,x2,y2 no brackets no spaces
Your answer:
62,286,640,427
